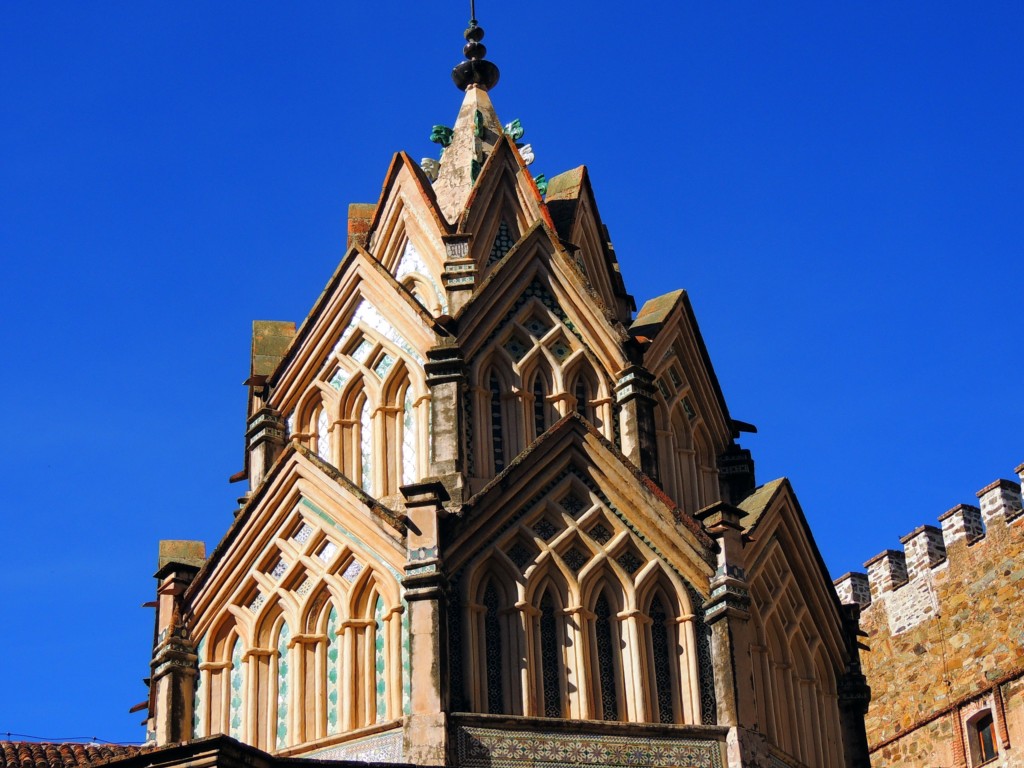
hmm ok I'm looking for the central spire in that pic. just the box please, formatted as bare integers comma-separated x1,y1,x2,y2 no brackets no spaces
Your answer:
433,9,506,223
451,6,500,92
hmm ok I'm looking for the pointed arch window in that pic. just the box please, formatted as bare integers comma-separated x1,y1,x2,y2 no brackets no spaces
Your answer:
192,636,206,738
488,220,515,266
402,389,417,486
326,607,340,734
489,372,505,473
229,638,244,739
374,596,387,722
539,592,562,718
316,408,331,462
532,374,550,440
275,622,290,749
575,377,589,417
594,592,620,721
483,583,504,714
649,595,675,723
360,399,373,493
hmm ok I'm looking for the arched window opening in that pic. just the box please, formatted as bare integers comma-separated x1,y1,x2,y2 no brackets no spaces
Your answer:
229,638,244,740
326,606,340,734
649,596,675,724
594,592,620,721
539,592,562,718
487,220,515,266
316,407,331,462
575,377,589,418
192,636,206,738
533,377,547,438
360,399,373,493
483,583,504,714
489,372,505,473
970,710,998,764
275,622,290,749
402,389,417,486
373,596,387,722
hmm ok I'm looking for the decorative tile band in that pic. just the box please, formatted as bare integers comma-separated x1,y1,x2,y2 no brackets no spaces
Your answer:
455,725,723,768
305,729,404,763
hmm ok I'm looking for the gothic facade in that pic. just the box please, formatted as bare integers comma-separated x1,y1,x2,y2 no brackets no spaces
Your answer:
136,23,872,768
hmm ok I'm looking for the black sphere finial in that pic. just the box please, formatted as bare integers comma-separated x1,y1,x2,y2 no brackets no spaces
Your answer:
452,14,499,91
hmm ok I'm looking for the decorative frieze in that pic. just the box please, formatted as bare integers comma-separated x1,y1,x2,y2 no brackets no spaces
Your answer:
455,724,725,768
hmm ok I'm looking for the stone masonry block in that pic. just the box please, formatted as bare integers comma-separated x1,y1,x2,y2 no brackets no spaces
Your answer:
899,525,947,578
938,503,984,545
834,572,871,607
865,550,908,601
976,478,1023,524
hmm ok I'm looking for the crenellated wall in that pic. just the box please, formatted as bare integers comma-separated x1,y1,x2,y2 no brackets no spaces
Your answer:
834,462,1024,767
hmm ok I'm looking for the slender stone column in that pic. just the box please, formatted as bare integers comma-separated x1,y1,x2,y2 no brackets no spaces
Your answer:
424,344,467,503
400,481,451,766
149,540,205,746
246,406,286,489
696,503,754,729
614,365,660,482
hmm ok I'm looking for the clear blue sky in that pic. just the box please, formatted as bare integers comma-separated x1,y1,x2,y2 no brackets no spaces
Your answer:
1,1,1021,745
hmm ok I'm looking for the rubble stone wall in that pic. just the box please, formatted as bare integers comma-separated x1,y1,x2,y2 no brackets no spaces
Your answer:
834,465,1024,766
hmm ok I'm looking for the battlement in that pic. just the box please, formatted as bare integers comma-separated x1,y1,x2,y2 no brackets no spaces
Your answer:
834,462,1024,607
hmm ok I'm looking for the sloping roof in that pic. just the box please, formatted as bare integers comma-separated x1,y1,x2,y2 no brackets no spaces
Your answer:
630,289,736,440
736,477,787,532
0,743,146,768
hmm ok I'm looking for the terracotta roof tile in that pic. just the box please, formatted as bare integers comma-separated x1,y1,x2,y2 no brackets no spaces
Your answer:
0,743,146,768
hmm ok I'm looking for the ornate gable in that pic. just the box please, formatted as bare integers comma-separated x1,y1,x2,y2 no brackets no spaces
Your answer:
458,135,548,272
364,152,451,314
187,446,408,751
260,246,440,502
453,223,635,486
546,166,635,325
459,222,631,377
737,478,854,766
445,414,716,724
631,290,738,513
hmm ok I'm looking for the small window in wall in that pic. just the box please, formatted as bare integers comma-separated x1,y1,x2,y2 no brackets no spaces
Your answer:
489,372,505,473
539,592,562,718
360,399,373,493
483,583,504,714
488,220,515,266
594,592,620,721
533,377,547,437
374,596,387,723
969,710,998,765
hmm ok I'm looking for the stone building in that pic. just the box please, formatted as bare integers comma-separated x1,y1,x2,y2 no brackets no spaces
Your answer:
835,463,1024,766
1,18,871,768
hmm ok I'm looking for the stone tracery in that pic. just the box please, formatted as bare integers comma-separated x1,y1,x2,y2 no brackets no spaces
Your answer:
191,508,405,750
459,482,702,724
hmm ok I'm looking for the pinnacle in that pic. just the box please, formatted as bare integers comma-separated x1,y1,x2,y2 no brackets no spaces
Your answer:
432,86,504,225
